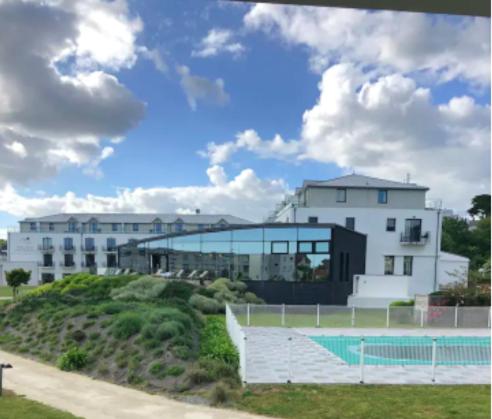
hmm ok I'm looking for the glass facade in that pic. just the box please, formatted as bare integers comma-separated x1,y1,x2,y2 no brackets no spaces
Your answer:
121,225,333,282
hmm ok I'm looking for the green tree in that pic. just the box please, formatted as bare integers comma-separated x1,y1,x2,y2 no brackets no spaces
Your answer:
0,239,6,250
468,194,491,219
5,268,31,300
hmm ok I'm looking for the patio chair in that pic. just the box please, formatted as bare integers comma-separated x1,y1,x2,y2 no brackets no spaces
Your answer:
175,269,185,279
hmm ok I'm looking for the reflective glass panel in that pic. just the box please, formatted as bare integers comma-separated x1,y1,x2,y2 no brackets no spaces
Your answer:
264,228,297,241
231,228,263,241
315,241,330,253
298,241,313,253
298,227,331,240
202,230,233,242
271,241,288,254
296,254,331,282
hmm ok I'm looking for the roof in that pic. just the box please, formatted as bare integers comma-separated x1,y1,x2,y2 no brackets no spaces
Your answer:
301,174,429,191
440,251,470,263
22,213,253,225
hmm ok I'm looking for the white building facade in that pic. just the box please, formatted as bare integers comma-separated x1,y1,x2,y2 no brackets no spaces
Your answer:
1,213,251,285
268,175,469,307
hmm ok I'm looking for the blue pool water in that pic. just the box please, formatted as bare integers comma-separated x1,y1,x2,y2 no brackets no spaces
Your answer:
310,336,491,366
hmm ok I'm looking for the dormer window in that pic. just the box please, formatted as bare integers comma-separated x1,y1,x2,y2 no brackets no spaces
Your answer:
175,223,183,232
68,220,77,232
153,219,163,233
336,188,346,203
378,189,388,204
30,222,37,231
89,220,98,233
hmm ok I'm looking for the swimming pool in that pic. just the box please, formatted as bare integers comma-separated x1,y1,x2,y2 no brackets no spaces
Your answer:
310,336,491,366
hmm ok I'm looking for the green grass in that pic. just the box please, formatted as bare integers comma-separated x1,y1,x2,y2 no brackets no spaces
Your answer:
0,390,80,419
235,384,491,419
0,286,36,298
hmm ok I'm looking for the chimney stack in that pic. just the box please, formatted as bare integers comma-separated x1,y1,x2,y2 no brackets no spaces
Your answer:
195,209,200,215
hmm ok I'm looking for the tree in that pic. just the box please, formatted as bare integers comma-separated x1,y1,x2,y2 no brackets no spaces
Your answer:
468,194,491,219
5,268,31,300
0,239,6,250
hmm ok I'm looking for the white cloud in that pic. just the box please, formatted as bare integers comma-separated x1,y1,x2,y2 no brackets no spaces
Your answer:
176,65,230,110
200,129,302,164
0,166,289,222
192,28,245,58
200,64,490,211
244,4,490,85
0,0,145,186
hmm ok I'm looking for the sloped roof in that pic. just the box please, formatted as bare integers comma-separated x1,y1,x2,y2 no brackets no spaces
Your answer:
302,174,428,190
22,213,253,224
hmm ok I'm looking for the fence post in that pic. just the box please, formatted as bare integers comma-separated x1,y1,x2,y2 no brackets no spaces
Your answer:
420,308,424,328
316,304,320,328
359,337,365,384
246,303,250,326
431,337,437,383
386,306,390,328
454,305,459,328
351,306,356,327
281,304,286,327
287,336,292,384
243,335,247,385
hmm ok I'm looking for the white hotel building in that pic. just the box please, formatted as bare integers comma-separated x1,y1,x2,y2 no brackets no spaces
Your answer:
1,213,251,285
268,174,469,307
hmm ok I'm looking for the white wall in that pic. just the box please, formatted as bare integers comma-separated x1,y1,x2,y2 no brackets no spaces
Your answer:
438,251,470,288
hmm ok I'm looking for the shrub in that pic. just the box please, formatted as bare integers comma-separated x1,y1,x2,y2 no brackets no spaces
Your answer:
189,294,221,314
160,281,195,301
200,316,239,368
166,365,185,377
185,367,212,385
149,361,166,377
155,321,182,341
71,329,86,343
207,278,231,293
243,292,264,304
98,301,132,315
209,382,231,406
390,300,415,307
228,280,247,293
196,288,216,298
198,358,238,382
112,313,143,339
57,347,88,371
110,276,167,301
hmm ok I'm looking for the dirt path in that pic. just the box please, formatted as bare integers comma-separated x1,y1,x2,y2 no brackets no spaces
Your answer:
0,350,266,419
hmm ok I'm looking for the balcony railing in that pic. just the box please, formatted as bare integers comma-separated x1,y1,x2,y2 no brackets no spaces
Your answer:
81,262,97,268
102,246,117,253
59,262,76,269
59,245,76,253
38,262,54,269
38,245,55,252
400,231,430,245
81,245,97,253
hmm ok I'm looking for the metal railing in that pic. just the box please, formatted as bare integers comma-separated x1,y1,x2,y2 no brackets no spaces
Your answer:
230,304,491,329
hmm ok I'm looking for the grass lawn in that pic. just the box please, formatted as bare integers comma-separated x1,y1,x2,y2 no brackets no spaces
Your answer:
235,384,491,419
0,286,36,298
0,390,79,419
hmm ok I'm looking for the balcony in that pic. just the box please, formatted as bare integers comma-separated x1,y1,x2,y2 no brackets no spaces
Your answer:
38,262,54,270
102,246,117,253
38,245,55,253
59,262,76,269
59,245,76,253
81,245,97,253
400,231,430,245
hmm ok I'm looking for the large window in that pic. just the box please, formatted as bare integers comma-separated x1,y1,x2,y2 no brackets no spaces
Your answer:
403,256,413,276
404,219,422,241
63,237,73,250
308,216,318,224
85,237,95,251
30,222,37,231
107,238,116,251
43,253,53,267
42,237,52,250
64,253,74,267
132,223,139,232
384,256,395,275
378,189,388,204
271,241,288,254
336,188,347,202
112,223,118,232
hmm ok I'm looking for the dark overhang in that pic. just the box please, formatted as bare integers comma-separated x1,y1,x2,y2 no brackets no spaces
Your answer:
229,0,490,17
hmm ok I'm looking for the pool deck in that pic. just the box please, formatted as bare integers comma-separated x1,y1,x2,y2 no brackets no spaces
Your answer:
243,327,491,385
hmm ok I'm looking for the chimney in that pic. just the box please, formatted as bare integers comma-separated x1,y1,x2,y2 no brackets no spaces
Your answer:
195,209,200,215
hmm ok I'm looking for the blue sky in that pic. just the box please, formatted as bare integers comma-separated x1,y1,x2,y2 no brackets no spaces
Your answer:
0,0,490,235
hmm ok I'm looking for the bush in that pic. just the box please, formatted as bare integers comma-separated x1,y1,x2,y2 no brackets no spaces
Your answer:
189,294,221,314
166,365,185,377
196,288,216,298
110,276,167,301
57,347,88,371
149,361,166,377
228,280,247,293
390,300,415,307
71,329,86,343
112,313,143,339
160,281,195,301
155,321,183,341
243,292,264,304
209,382,231,406
200,316,239,367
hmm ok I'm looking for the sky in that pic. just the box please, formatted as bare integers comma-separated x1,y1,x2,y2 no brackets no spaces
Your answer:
0,0,490,238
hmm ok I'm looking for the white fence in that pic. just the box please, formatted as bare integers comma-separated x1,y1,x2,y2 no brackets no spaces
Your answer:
230,304,491,329
225,304,247,382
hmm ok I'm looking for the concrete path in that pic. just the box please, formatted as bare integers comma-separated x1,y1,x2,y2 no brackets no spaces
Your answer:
0,350,266,419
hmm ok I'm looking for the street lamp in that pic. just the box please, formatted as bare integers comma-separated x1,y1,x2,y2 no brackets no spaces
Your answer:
0,363,13,396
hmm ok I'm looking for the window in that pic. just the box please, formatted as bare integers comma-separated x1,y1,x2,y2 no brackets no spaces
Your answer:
336,188,346,203
345,217,355,230
68,221,77,232
49,223,54,231
132,223,139,232
404,219,422,242
30,222,36,231
308,216,318,224
271,241,288,254
403,256,413,276
41,273,54,284
85,237,95,251
378,189,388,204
107,254,117,268
315,241,330,254
154,223,163,233
64,254,74,267
64,237,73,250
384,256,395,275
89,221,98,233
43,253,53,267
386,218,396,232
107,238,116,251
42,237,52,250
112,223,118,232
298,241,313,253
198,224,205,230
